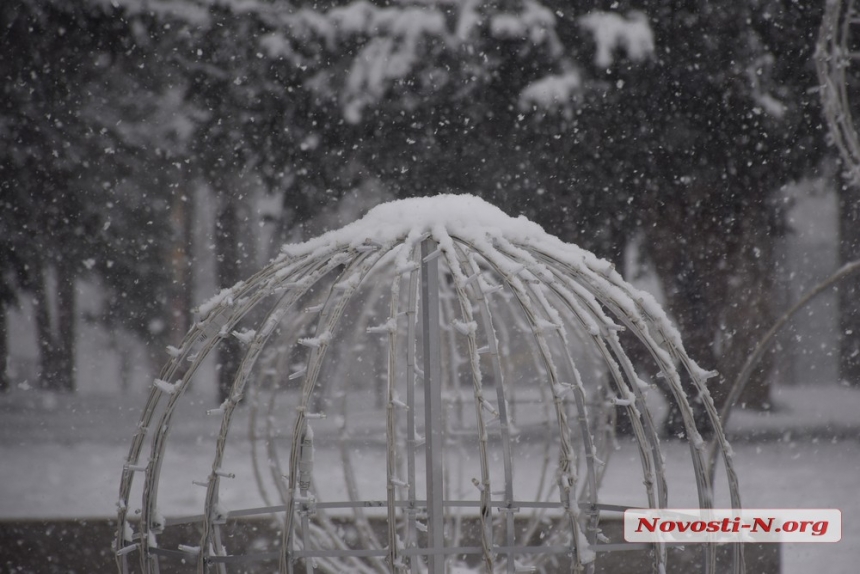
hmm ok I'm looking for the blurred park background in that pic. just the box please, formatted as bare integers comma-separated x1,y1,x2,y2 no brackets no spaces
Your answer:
6,3,860,573
1,0,857,431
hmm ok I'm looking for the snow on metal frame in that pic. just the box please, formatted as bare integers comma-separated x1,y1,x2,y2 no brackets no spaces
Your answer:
817,0,860,183
115,194,742,574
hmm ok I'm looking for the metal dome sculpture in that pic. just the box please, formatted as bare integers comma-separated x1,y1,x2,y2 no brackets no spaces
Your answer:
115,195,741,574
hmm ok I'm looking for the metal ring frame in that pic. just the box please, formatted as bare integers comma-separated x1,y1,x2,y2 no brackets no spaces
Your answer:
817,0,860,182
115,197,742,573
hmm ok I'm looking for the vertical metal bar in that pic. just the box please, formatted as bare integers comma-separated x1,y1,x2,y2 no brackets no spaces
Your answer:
421,238,445,574
405,245,421,573
443,246,493,572
386,255,404,573
301,512,313,574
299,421,314,574
285,509,296,574
439,287,465,551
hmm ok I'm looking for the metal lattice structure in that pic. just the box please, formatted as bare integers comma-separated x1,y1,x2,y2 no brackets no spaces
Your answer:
817,0,860,182
115,195,742,573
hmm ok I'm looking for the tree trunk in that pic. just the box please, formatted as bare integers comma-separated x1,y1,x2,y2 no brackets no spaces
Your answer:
31,262,77,392
214,186,242,404
644,191,777,429
0,305,8,392
55,258,76,392
715,215,776,410
183,190,196,330
644,214,723,437
838,184,860,386
169,189,194,346
32,266,57,389
644,206,723,376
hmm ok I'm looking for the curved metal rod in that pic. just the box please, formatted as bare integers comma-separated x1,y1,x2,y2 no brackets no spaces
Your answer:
333,274,392,573
454,242,518,574
520,264,602,574
521,244,721,574
708,259,860,482
138,252,331,573
495,285,556,551
277,263,394,572
470,240,588,573
437,269,468,554
462,249,559,511
249,306,319,512
438,235,495,572
115,252,317,569
280,248,389,574
604,253,744,574
816,0,860,182
384,240,409,573
117,251,314,548
537,261,667,573
199,251,355,571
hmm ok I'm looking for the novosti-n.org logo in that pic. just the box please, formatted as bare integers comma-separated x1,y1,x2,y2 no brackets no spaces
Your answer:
624,508,842,543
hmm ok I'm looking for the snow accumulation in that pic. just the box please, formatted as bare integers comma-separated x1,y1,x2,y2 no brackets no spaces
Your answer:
333,2,448,122
260,0,568,120
96,0,210,25
519,71,583,110
579,10,655,68
489,0,559,49
103,1,653,119
191,194,700,384
279,194,547,257
276,195,686,346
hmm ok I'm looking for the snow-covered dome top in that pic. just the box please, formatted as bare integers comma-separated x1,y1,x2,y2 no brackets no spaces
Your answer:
283,194,547,255
116,194,742,574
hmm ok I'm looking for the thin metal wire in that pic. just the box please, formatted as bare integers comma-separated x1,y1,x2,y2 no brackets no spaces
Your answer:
453,245,516,574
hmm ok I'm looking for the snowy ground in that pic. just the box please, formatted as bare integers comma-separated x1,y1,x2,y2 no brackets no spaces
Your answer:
1,383,859,573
